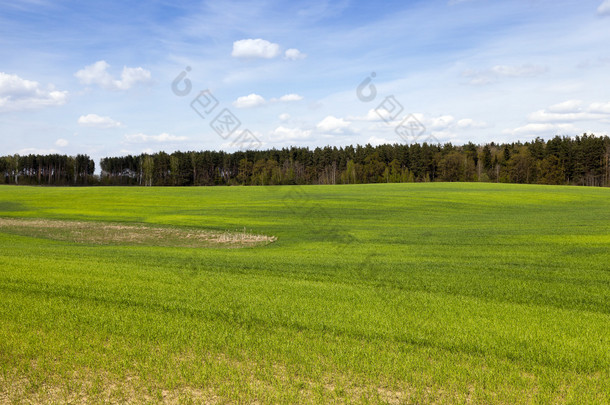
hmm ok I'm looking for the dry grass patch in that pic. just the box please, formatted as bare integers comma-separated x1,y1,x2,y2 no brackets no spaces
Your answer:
0,358,440,405
0,217,276,248
0,370,219,405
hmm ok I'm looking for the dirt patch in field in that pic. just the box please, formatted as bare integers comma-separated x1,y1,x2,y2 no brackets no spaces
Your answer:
0,360,425,405
0,217,276,248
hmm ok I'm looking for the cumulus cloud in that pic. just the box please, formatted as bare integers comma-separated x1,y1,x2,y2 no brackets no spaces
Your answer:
462,64,548,85
367,136,395,145
232,39,280,59
546,100,583,113
528,100,610,122
348,109,396,123
429,115,455,130
348,110,486,133
55,138,69,147
278,93,303,102
75,61,151,91
78,113,122,128
220,130,265,150
269,126,312,141
456,118,488,129
350,109,424,127
316,115,351,133
284,48,307,60
348,108,396,122
234,93,303,107
505,99,610,136
278,113,290,121
0,72,67,112
505,123,578,136
589,101,610,114
404,115,480,142
124,133,188,143
233,93,266,108
598,0,610,16
528,110,596,123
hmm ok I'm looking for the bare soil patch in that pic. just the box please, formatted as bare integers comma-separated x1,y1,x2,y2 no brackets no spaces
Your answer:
0,217,276,248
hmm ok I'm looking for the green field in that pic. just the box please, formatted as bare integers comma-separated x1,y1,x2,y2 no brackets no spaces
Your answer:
1,183,609,404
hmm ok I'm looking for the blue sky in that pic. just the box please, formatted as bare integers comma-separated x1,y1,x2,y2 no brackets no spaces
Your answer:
1,0,610,169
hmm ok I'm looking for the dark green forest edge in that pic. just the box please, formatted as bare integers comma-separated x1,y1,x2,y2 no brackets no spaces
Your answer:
2,134,609,187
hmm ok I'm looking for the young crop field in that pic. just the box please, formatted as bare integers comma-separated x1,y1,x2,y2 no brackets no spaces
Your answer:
0,183,609,404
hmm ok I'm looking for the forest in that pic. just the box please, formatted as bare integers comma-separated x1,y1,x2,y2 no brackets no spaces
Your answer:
0,153,95,186
1,134,609,187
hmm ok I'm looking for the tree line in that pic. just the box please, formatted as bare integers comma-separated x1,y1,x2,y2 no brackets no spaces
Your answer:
2,134,609,187
0,154,95,185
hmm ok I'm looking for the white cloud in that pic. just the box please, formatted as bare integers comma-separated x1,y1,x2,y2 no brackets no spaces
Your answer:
589,101,610,114
348,110,486,133
78,113,122,128
316,115,351,133
75,61,152,91
120,148,155,155
361,109,385,121
528,100,610,123
547,100,583,113
55,138,69,147
17,147,61,155
278,113,290,121
120,66,152,88
284,48,307,60
348,109,392,122
279,93,303,102
220,130,264,150
234,93,303,108
504,99,610,137
269,126,312,141
124,133,188,143
0,72,67,112
429,115,455,130
367,136,394,145
490,64,548,77
505,123,579,136
462,64,548,85
598,0,610,16
528,111,598,123
231,39,280,59
233,93,266,108
456,118,488,129
419,115,488,134
430,130,455,141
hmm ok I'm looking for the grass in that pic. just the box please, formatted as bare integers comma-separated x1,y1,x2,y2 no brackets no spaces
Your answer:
0,182,609,404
